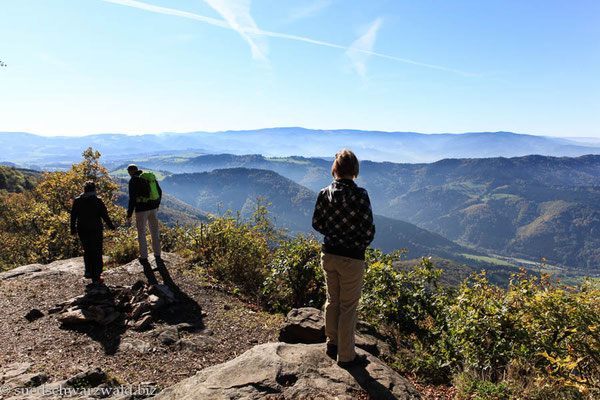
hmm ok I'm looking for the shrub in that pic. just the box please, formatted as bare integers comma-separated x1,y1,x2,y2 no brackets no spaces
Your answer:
447,270,600,397
175,199,281,300
360,250,455,381
263,234,324,313
106,227,139,266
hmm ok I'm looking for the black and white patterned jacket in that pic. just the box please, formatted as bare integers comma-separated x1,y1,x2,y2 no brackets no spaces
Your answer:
312,179,375,260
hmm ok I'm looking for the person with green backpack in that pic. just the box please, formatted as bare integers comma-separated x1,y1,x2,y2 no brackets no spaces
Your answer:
126,164,175,287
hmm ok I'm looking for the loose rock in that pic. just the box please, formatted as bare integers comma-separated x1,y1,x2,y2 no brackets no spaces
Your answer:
134,315,153,331
118,339,152,354
158,326,179,345
24,309,44,322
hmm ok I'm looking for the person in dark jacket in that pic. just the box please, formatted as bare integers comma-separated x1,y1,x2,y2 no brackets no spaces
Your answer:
70,181,116,285
126,164,174,287
312,149,375,367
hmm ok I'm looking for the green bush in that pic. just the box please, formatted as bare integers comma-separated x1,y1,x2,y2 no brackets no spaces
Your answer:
106,227,139,266
358,250,600,396
360,250,455,381
263,234,324,313
175,199,281,300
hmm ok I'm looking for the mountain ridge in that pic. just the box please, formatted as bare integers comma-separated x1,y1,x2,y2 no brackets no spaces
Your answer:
2,128,599,165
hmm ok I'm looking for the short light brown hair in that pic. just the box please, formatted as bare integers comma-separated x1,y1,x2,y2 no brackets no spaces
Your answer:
331,149,359,178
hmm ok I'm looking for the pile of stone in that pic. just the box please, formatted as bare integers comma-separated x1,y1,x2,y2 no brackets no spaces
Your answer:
52,281,176,331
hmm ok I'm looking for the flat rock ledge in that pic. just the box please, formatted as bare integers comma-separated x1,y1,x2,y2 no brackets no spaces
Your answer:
0,258,94,280
154,342,420,400
0,253,182,281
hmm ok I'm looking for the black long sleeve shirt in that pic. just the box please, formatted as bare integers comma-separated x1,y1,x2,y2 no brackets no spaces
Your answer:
312,179,375,260
70,193,115,234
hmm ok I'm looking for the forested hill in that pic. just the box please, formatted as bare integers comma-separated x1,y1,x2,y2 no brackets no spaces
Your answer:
129,155,600,271
120,153,600,191
159,168,473,262
0,165,41,193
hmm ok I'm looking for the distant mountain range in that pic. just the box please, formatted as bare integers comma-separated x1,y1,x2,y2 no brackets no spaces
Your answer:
124,154,600,272
2,128,600,165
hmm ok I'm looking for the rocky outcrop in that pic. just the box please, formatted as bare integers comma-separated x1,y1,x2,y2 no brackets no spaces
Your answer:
0,258,95,280
279,307,393,358
154,342,420,400
0,253,181,281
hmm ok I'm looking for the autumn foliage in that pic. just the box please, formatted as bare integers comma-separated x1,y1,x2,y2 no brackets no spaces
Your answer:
0,148,131,268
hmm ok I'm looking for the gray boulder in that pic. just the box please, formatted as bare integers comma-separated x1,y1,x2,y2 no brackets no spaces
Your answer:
279,307,324,344
279,307,392,358
154,342,420,400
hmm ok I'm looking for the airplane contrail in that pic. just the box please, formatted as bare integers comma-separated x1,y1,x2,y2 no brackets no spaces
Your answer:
102,0,473,76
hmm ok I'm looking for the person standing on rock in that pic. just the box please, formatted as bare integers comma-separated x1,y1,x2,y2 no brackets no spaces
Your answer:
126,164,174,287
70,181,116,285
312,149,375,367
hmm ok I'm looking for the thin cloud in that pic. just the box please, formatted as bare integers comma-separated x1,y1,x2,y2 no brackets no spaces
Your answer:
346,18,382,78
289,0,333,22
203,0,268,61
101,0,473,76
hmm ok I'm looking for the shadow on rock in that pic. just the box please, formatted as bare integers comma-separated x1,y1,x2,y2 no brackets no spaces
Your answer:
344,359,400,400
153,283,205,332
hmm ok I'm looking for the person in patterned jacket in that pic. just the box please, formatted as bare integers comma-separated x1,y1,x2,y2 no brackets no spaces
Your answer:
312,149,375,367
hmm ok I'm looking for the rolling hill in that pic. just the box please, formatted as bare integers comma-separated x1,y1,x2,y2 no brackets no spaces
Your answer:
158,168,476,263
115,180,209,226
0,165,41,193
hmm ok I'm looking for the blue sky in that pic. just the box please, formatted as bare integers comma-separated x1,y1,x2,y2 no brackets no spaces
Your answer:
0,0,598,137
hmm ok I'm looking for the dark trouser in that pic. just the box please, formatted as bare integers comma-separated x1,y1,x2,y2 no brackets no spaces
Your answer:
79,229,104,281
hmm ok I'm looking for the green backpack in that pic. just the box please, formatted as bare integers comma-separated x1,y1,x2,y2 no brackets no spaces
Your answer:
137,172,160,203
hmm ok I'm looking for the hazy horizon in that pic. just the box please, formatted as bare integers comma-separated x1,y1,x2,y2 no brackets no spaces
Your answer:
3,127,599,140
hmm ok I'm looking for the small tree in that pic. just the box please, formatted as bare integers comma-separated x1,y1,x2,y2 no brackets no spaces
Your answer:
0,148,127,266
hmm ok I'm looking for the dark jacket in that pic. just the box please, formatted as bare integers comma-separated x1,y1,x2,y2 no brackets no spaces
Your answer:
127,170,162,218
70,192,115,234
312,179,375,260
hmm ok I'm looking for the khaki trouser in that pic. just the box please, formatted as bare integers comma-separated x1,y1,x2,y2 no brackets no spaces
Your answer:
321,252,365,362
135,208,161,259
